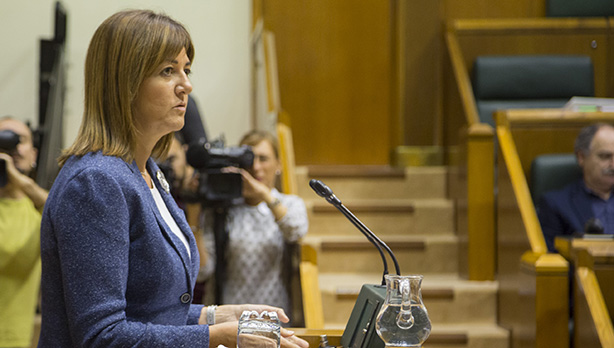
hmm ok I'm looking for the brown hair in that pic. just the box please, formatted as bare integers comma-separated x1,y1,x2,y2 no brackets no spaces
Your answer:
239,129,280,160
59,10,194,166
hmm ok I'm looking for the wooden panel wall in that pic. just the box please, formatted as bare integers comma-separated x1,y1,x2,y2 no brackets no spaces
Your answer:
397,1,443,147
400,0,548,148
257,0,613,165
259,0,394,165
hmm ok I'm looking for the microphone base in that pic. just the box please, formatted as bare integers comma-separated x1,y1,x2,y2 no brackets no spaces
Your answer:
341,284,386,348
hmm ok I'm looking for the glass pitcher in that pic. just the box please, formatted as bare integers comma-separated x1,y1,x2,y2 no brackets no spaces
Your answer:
375,274,431,347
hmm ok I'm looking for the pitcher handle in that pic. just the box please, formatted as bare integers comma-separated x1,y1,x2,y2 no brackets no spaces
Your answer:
396,278,414,329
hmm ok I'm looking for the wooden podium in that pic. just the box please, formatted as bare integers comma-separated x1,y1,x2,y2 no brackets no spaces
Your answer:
555,236,614,347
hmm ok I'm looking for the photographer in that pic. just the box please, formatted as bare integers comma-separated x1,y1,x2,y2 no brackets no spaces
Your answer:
200,130,308,319
0,116,48,348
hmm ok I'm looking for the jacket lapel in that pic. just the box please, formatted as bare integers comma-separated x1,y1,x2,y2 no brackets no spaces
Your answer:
137,159,198,290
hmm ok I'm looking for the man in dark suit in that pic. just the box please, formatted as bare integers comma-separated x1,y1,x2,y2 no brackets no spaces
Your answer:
537,122,614,252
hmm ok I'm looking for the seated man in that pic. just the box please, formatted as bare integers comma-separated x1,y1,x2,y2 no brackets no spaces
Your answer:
537,122,614,252
0,117,48,348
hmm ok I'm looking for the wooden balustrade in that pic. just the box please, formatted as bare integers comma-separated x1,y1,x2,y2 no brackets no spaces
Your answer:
495,109,614,347
445,16,614,282
556,237,614,347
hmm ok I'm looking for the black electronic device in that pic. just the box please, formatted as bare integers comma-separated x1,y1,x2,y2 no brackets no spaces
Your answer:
584,218,605,235
186,135,255,305
341,285,387,348
0,160,6,188
186,136,254,203
0,130,21,187
309,179,401,348
0,130,20,152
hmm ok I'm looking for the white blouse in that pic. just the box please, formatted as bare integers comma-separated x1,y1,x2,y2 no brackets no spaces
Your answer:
200,189,308,315
150,184,190,259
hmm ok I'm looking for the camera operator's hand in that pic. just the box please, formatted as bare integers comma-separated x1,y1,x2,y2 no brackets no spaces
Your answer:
219,166,267,203
241,168,288,221
221,167,288,221
239,168,272,203
0,152,48,210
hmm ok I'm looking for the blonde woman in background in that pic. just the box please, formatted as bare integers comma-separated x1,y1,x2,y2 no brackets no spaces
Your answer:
202,130,308,321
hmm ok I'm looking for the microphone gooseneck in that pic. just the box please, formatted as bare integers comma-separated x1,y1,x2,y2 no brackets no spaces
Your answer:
309,179,401,285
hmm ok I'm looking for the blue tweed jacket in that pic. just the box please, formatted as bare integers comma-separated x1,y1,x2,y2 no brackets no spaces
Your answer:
38,152,209,347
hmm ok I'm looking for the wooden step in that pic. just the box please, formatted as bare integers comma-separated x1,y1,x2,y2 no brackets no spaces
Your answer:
296,165,448,200
425,324,509,348
317,273,498,328
303,235,459,274
307,198,454,236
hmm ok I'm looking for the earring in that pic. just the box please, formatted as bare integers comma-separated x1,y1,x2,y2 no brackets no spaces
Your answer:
275,170,281,175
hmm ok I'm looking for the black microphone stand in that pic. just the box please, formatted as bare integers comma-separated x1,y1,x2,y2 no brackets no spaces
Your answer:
309,179,401,285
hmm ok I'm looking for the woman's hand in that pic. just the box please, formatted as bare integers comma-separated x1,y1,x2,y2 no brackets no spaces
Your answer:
280,328,310,348
207,321,239,348
212,304,290,324
203,304,309,348
0,152,48,209
0,152,25,187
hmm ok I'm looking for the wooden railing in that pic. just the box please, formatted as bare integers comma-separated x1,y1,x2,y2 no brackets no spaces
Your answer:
299,243,325,329
445,24,496,281
556,238,614,347
444,16,614,282
495,113,548,254
445,15,614,348
496,110,570,347
576,266,614,347
495,109,614,348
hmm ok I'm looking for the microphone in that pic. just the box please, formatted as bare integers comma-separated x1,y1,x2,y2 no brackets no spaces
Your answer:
309,179,401,285
584,218,605,235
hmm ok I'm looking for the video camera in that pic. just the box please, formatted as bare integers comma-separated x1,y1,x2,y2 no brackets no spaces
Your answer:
186,136,254,204
0,130,20,187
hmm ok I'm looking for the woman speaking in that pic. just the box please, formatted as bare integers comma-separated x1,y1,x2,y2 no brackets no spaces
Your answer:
37,9,307,348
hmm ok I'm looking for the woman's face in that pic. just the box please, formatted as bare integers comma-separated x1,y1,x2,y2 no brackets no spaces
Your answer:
133,48,192,144
248,140,281,189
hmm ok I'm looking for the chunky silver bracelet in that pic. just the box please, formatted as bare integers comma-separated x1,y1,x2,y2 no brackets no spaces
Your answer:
206,305,217,325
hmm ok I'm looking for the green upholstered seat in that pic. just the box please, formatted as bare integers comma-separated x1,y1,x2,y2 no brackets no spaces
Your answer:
472,55,594,126
530,153,582,205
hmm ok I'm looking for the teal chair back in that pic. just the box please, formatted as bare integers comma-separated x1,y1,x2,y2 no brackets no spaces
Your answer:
472,55,594,126
547,0,614,17
530,153,582,205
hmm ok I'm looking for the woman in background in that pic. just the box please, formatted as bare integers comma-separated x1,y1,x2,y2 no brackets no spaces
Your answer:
202,130,308,319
